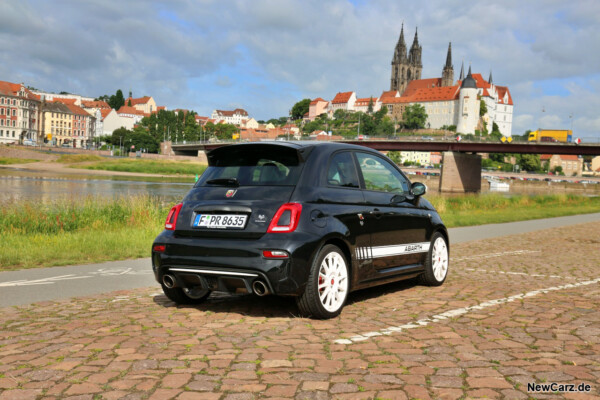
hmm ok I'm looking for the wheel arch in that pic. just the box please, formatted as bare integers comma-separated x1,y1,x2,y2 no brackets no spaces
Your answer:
319,236,353,288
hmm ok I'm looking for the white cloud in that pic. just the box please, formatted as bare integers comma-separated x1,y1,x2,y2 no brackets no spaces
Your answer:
1,0,599,138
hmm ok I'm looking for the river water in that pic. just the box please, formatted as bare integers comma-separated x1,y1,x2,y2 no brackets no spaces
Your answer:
1,169,597,204
0,169,194,203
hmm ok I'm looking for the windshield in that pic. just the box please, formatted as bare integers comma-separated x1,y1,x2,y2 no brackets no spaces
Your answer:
197,146,303,187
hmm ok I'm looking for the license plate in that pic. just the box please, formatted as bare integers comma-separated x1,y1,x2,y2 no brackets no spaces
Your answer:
193,214,247,229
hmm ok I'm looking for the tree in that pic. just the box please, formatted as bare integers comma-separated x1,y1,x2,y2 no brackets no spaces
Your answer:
402,104,427,130
367,97,374,114
108,90,125,110
333,109,347,120
290,99,311,120
479,100,487,117
518,154,541,172
127,98,132,107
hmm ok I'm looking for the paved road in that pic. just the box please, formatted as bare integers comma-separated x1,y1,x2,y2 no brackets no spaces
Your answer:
1,212,599,307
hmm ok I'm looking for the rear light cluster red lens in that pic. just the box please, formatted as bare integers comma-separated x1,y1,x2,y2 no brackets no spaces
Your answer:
267,203,302,233
153,245,166,253
262,250,289,258
165,203,183,230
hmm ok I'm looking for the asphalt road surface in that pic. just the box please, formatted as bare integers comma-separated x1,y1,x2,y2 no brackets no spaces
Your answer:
1,212,599,307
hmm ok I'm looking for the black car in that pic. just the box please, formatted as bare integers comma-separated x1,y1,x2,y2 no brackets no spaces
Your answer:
152,142,449,319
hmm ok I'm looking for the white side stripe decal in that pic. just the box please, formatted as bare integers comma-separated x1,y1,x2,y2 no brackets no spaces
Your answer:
355,242,430,260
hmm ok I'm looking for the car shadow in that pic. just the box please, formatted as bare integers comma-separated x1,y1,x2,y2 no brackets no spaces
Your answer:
152,278,420,319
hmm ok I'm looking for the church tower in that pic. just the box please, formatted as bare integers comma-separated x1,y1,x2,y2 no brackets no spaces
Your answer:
390,25,422,94
441,42,454,87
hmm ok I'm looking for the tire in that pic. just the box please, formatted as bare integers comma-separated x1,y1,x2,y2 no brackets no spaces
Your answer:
297,245,349,319
419,232,449,286
161,284,211,305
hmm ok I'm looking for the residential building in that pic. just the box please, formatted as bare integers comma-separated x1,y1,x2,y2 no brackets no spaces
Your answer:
103,108,134,136
328,92,356,115
31,90,94,106
117,105,146,124
307,98,329,121
40,101,72,145
58,100,95,148
211,109,249,126
243,118,259,129
353,97,381,113
125,96,157,114
400,151,431,166
81,100,110,139
541,154,583,177
0,81,41,144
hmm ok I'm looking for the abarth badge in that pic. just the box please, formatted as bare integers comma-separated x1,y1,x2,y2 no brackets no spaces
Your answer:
225,189,237,198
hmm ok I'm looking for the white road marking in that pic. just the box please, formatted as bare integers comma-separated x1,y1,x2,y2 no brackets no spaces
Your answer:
334,277,600,345
464,268,579,280
454,250,540,261
0,268,152,288
0,275,92,287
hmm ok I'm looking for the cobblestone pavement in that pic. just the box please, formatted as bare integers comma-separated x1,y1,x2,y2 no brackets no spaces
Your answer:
1,223,599,400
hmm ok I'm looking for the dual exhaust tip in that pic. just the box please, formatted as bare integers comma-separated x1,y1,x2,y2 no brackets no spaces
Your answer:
162,273,270,296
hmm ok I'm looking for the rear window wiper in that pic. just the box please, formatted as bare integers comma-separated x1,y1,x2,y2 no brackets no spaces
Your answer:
205,178,240,187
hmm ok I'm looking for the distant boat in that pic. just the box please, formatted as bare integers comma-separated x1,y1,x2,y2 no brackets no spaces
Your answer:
488,178,509,192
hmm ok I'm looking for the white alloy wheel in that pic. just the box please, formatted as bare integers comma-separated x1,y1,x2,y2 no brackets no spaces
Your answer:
431,236,448,282
318,251,349,312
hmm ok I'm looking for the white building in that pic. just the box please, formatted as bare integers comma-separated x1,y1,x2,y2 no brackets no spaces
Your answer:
31,91,94,107
328,92,356,115
353,97,381,113
211,109,249,126
399,67,514,136
102,109,134,136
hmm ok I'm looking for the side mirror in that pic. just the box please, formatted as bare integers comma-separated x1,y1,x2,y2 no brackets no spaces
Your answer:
410,182,427,197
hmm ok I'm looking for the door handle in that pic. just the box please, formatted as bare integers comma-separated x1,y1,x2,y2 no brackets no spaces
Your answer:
370,208,383,219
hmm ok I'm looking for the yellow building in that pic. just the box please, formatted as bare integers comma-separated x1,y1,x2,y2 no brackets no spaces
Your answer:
125,96,156,114
41,102,72,145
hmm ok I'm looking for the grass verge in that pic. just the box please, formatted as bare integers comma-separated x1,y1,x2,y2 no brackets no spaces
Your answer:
428,193,600,227
78,158,207,176
55,154,104,163
0,157,40,165
1,193,599,271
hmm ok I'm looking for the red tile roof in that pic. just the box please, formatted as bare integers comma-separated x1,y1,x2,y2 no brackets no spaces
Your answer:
52,98,78,105
379,90,400,102
82,100,111,109
354,97,377,106
496,85,513,105
125,96,152,105
100,108,113,119
403,78,443,97
541,154,579,161
64,103,90,116
214,109,248,117
331,91,354,104
310,97,327,105
407,85,460,102
117,105,145,116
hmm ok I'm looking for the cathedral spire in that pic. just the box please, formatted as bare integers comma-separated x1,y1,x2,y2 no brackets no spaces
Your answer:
441,42,454,87
488,70,493,84
459,61,465,80
412,27,419,47
399,23,405,47
445,42,452,68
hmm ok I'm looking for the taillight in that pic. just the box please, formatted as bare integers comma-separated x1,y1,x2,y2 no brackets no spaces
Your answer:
153,245,166,253
267,203,302,233
165,203,183,230
262,250,289,258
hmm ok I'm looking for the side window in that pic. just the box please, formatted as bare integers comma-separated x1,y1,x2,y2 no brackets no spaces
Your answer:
326,152,359,188
356,152,409,193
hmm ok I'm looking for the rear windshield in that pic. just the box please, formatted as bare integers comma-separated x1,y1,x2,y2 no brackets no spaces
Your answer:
197,146,303,187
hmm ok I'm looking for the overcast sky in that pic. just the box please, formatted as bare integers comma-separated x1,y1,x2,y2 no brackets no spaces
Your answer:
1,0,599,139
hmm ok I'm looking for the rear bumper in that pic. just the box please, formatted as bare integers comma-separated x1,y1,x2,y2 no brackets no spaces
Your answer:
151,230,321,296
